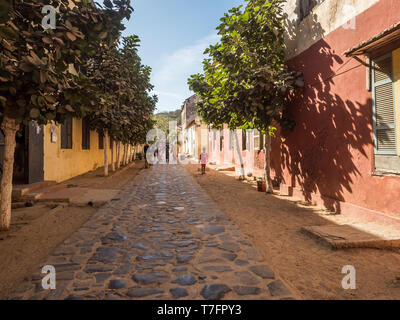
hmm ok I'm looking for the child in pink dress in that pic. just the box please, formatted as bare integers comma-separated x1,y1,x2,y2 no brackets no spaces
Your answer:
200,148,208,175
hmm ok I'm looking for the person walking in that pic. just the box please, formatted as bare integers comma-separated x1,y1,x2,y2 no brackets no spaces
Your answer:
144,143,150,169
200,148,208,175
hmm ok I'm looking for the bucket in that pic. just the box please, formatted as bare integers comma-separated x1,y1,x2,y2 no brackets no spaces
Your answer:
257,180,266,192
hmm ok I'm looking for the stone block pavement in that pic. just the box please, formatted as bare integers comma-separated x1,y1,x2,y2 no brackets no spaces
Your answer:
7,165,296,300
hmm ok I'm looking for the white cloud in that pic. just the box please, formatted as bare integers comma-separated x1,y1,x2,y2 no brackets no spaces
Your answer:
152,33,219,113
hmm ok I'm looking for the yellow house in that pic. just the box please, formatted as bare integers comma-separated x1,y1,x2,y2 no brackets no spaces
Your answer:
8,118,113,184
43,118,113,182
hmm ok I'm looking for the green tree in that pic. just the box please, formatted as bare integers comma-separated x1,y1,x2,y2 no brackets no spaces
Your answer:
84,35,156,174
0,0,132,230
188,0,303,193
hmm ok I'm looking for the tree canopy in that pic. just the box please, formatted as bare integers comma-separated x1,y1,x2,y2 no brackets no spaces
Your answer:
187,0,303,193
0,0,133,125
188,0,303,133
0,0,155,230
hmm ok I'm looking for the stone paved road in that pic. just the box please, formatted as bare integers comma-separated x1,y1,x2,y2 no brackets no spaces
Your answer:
8,165,296,300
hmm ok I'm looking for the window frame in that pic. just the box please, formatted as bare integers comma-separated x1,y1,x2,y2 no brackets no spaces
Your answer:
372,52,398,155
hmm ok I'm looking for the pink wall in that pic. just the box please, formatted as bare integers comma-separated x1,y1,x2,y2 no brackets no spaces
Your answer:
208,0,400,222
273,0,400,219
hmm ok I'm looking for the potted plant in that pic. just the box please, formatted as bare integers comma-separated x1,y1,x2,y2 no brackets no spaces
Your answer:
257,178,266,192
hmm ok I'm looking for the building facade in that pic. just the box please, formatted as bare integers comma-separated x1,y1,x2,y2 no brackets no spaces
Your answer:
1,119,114,184
180,95,208,160
43,118,113,182
207,0,400,223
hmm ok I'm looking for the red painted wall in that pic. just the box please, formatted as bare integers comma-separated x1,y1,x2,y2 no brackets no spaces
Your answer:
272,0,400,219
207,0,400,222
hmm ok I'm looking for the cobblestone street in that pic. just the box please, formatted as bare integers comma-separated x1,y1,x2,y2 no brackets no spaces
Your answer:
8,165,295,300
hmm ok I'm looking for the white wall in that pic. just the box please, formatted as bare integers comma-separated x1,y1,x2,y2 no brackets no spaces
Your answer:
284,0,379,58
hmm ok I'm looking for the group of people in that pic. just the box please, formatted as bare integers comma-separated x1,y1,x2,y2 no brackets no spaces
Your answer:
143,143,209,174
143,142,171,169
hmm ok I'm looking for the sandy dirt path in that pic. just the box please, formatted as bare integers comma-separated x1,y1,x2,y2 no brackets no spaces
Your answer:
185,164,400,300
0,161,143,299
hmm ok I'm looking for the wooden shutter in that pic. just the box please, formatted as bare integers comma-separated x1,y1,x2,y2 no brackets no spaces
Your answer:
372,54,397,154
61,121,67,149
242,130,247,151
61,118,72,149
220,129,224,151
67,119,72,149
98,132,104,149
82,118,90,150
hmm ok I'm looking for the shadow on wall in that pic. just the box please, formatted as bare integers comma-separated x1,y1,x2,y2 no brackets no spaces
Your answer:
273,13,373,213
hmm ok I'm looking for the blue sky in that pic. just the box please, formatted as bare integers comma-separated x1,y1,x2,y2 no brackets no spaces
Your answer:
120,0,245,113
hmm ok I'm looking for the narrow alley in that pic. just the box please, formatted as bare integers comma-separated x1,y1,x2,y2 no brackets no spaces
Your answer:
7,165,296,300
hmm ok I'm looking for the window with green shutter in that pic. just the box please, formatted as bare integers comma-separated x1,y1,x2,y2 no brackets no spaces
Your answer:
372,54,397,155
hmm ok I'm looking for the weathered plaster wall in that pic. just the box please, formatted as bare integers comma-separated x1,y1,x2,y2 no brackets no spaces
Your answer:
284,0,379,59
205,0,400,222
43,118,112,182
276,0,400,219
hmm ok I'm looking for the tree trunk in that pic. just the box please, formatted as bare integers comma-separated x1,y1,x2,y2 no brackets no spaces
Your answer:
104,129,109,177
121,144,125,166
124,144,128,166
126,144,130,164
110,139,115,172
0,116,19,231
122,144,127,166
264,130,273,194
116,141,121,169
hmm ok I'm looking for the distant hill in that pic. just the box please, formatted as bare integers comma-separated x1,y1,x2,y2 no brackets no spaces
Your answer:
153,109,181,134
